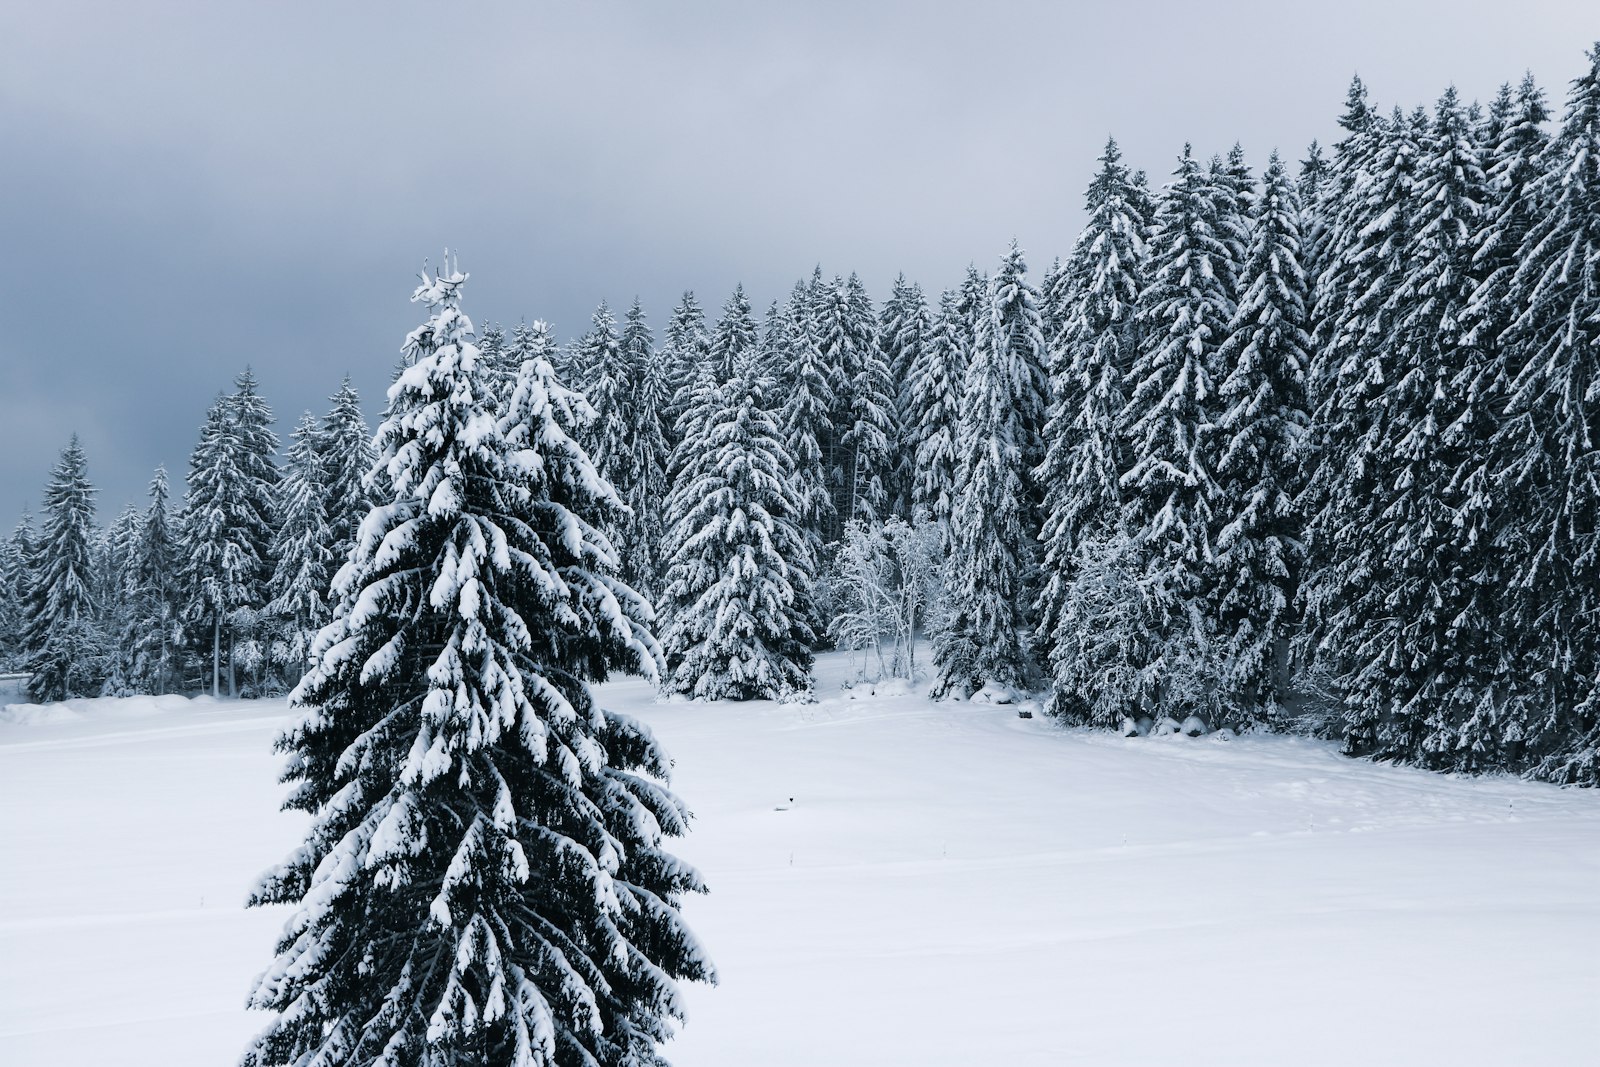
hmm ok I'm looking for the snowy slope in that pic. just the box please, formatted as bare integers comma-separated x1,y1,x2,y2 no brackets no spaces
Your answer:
1,654,1596,1065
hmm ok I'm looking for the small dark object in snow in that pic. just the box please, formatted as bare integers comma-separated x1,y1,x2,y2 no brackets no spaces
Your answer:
774,797,796,811
1017,708,1033,719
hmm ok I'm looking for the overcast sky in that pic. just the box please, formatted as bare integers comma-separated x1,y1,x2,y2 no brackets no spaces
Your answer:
0,1,1590,524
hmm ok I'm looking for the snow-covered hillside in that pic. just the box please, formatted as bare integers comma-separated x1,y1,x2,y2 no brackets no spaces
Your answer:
2,653,1596,1066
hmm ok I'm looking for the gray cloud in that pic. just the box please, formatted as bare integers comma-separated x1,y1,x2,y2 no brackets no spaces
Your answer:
0,0,1589,521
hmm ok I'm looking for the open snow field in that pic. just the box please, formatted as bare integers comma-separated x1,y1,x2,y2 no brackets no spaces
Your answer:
2,653,1596,1065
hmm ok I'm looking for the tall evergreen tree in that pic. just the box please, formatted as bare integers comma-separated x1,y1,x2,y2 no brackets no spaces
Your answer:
1212,143,1256,307
1118,146,1234,719
905,288,967,541
231,368,280,693
709,284,757,383
1037,256,1071,353
661,291,710,447
317,377,378,582
1305,77,1387,416
1454,75,1551,762
574,301,635,496
1358,88,1500,765
244,260,712,1067
97,501,143,694
984,244,1049,473
476,323,510,409
1297,139,1331,282
231,367,281,569
129,467,182,695
618,298,672,599
23,437,104,701
813,273,890,534
754,300,786,385
840,273,895,525
0,513,32,671
1207,152,1312,726
659,362,815,700
933,246,1047,698
1493,47,1600,783
879,275,931,520
267,412,334,684
775,292,834,584
1036,138,1148,678
182,393,268,697
1298,108,1427,754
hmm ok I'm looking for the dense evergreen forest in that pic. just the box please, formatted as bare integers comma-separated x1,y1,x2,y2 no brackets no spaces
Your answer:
5,47,1599,787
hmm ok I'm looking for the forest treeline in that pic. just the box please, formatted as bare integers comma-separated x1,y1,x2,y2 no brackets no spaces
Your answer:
4,47,1598,786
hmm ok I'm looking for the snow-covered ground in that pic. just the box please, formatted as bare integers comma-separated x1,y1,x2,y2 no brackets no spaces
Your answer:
2,653,1596,1065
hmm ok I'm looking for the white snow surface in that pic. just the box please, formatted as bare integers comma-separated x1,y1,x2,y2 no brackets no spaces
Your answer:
2,652,1596,1065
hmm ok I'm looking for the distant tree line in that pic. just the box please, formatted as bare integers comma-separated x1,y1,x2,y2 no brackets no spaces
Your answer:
0,373,376,701
4,45,1598,787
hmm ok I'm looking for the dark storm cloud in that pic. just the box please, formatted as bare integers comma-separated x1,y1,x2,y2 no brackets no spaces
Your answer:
0,0,1589,520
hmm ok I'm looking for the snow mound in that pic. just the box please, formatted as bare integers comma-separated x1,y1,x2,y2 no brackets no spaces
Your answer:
1,703,83,726
969,682,1023,705
1180,715,1209,737
1150,715,1182,737
840,678,915,701
1,692,216,727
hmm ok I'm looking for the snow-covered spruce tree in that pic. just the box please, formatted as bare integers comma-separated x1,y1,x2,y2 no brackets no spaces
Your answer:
1303,79,1387,416
1206,152,1311,727
183,395,263,697
1355,88,1501,768
1117,145,1235,722
319,377,379,575
956,265,988,351
619,298,672,600
659,293,710,453
574,302,628,465
1297,140,1331,279
0,513,33,671
984,243,1049,476
932,248,1047,699
476,323,508,407
659,362,815,701
774,292,834,611
1297,108,1425,755
243,261,712,1067
128,467,183,695
905,288,967,542
1467,74,1550,353
232,366,282,573
504,320,558,411
97,501,143,695
813,273,891,535
1036,137,1147,686
266,412,334,686
1038,256,1070,353
841,273,895,526
1493,46,1600,784
1212,144,1256,308
879,275,931,520
754,300,785,386
217,368,281,694
23,437,105,702
1457,75,1550,762
709,285,757,384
